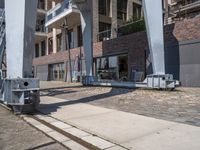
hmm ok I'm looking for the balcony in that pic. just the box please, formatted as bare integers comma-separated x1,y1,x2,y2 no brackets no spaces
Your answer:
170,0,200,13
37,0,46,16
45,0,80,29
35,24,47,43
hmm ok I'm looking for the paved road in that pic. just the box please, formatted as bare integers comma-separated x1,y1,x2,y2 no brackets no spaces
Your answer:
40,82,200,127
38,96,200,150
0,106,67,150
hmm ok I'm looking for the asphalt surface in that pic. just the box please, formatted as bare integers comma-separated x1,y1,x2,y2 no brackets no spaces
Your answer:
0,105,67,150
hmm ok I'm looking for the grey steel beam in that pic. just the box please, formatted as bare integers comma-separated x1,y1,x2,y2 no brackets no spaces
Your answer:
5,0,38,78
143,0,165,75
75,0,93,77
3,0,40,113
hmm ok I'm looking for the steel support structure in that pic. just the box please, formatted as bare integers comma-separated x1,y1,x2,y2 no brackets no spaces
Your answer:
0,0,179,114
143,0,165,75
74,0,178,89
74,0,94,84
0,0,40,113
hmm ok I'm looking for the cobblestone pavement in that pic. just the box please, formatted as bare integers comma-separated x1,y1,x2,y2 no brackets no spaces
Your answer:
0,106,67,150
40,81,200,127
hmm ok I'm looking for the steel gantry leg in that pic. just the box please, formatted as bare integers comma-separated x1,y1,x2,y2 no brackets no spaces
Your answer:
143,0,165,75
74,0,95,85
142,0,179,89
1,0,40,113
73,0,179,89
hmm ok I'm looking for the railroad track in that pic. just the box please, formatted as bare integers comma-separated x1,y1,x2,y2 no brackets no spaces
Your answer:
0,103,128,150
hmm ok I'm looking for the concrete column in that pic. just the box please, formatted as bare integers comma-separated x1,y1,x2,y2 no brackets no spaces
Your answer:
52,0,56,8
53,28,57,53
111,0,117,39
5,0,38,78
78,0,93,76
143,0,165,75
46,38,49,55
45,0,48,11
92,0,99,42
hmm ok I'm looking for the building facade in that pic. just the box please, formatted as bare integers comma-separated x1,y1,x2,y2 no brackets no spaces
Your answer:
33,0,200,87
164,0,200,24
34,0,144,82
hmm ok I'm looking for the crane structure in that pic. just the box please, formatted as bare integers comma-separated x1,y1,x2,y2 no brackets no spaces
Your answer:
0,0,178,113
0,0,40,113
75,0,179,89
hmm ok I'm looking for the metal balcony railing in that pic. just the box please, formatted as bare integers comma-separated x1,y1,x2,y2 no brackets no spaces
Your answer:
97,20,145,42
97,30,111,42
46,0,75,23
170,0,200,13
36,24,46,33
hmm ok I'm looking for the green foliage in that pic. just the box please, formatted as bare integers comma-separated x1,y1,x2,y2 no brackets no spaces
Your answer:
118,19,146,36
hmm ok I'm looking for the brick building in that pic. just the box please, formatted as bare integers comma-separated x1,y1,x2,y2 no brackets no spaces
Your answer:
164,0,200,24
34,0,144,82
33,0,200,87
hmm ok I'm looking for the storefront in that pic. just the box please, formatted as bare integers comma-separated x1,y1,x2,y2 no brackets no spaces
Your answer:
95,54,128,81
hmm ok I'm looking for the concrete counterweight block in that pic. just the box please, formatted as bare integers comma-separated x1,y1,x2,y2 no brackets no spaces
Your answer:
5,0,38,78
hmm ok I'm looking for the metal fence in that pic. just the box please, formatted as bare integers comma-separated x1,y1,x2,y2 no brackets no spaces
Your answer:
97,19,145,42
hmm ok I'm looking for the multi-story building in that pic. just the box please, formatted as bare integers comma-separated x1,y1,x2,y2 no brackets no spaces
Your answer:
33,0,200,87
34,0,144,82
35,0,48,58
165,0,200,23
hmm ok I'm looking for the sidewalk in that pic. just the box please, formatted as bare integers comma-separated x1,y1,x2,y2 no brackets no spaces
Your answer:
38,96,200,150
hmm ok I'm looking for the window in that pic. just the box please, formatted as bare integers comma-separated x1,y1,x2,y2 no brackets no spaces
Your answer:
77,25,83,47
57,34,62,52
96,54,128,81
35,44,39,58
99,0,110,16
132,3,142,21
49,63,65,81
41,40,46,56
38,0,45,10
68,29,74,49
117,0,128,21
98,22,111,41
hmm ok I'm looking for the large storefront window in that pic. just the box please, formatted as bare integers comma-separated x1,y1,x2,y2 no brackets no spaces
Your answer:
96,54,128,81
49,63,64,81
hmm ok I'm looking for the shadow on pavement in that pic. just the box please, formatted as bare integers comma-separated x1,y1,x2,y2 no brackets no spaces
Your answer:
38,87,136,115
